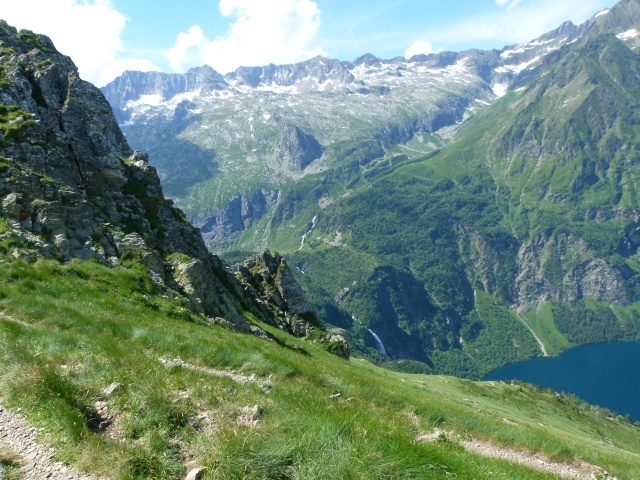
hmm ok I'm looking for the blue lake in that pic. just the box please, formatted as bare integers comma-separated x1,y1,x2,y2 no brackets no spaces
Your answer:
483,341,640,420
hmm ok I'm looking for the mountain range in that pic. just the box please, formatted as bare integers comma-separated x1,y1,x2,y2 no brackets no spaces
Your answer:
1,5,640,479
100,0,640,378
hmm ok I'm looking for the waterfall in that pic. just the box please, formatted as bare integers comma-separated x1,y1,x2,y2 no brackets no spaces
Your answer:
298,215,318,250
368,329,386,355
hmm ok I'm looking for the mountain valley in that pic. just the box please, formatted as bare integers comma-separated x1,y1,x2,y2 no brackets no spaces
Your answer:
1,2,640,478
102,0,640,378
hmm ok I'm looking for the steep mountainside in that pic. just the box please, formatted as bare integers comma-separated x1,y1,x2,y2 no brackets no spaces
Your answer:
101,0,640,378
281,1,640,377
0,20,337,347
290,26,640,375
1,19,640,480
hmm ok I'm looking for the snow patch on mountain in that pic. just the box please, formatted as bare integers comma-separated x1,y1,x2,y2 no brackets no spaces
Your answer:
617,29,639,40
501,47,525,59
502,37,565,60
595,9,610,17
495,56,540,74
125,89,203,111
256,83,298,94
127,94,164,108
173,89,202,103
492,83,508,98
526,38,557,48
447,59,468,73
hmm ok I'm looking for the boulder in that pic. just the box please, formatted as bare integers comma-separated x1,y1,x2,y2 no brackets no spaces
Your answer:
321,329,351,360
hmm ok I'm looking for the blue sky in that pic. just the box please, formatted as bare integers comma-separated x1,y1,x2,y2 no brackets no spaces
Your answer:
1,0,614,86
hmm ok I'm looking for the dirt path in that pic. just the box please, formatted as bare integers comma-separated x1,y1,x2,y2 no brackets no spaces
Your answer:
159,357,265,384
516,312,549,357
418,429,606,479
0,403,103,480
0,311,34,329
1,313,101,478
462,436,603,479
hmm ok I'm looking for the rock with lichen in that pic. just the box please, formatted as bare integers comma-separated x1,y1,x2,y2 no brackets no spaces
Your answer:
237,250,322,338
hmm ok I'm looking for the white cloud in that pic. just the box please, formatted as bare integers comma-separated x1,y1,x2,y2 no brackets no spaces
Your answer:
0,0,160,87
168,0,324,74
167,26,207,72
404,40,433,59
422,0,608,49
496,0,522,8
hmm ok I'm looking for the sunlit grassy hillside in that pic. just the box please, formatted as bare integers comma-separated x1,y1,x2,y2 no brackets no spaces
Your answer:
1,255,639,479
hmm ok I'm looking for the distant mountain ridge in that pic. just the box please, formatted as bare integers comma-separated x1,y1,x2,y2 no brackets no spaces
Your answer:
101,0,640,377
103,0,640,112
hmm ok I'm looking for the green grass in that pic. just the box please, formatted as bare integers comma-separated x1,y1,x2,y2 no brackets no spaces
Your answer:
0,447,23,480
0,105,36,143
524,303,573,356
0,155,10,173
0,216,11,234
0,257,639,479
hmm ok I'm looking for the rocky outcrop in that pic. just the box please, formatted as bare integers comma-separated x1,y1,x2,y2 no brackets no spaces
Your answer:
237,250,321,337
320,329,351,360
0,21,344,349
274,124,322,170
514,233,629,311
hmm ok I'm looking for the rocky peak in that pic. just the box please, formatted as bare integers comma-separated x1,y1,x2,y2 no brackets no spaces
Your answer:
275,123,323,170
406,51,459,68
353,53,382,67
536,21,579,43
0,22,131,192
586,0,640,49
101,65,229,111
237,250,320,337
227,55,357,90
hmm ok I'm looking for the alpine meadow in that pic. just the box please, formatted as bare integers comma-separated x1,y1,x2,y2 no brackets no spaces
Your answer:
1,0,640,478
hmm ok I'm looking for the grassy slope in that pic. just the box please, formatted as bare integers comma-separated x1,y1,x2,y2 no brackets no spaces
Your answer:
0,255,639,479
523,302,573,357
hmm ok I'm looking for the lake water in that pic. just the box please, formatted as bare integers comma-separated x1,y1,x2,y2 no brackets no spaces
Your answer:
483,341,640,420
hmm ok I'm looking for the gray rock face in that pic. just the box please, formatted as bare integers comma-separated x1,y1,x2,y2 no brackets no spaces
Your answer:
275,124,322,170
101,65,229,111
196,189,279,248
237,250,321,338
514,233,629,311
456,222,633,313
